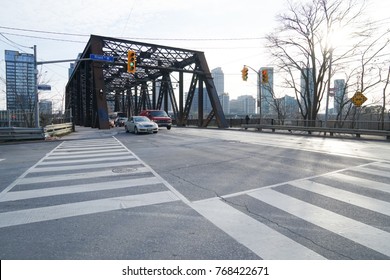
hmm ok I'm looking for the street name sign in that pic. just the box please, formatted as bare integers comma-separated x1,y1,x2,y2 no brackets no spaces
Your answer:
37,84,51,91
89,54,114,63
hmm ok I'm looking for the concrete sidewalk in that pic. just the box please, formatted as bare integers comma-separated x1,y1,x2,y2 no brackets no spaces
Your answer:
59,126,120,141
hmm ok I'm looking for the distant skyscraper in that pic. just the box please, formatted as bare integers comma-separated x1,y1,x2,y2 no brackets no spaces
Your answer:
333,79,348,116
258,67,274,116
188,88,211,117
219,93,230,114
280,95,299,118
238,95,256,114
5,50,35,110
211,67,224,95
39,99,53,114
300,68,315,115
230,95,255,115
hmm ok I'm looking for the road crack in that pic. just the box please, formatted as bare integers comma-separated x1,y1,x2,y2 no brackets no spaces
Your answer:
221,198,353,260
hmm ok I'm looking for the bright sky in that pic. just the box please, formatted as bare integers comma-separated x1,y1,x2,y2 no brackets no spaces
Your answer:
0,0,389,111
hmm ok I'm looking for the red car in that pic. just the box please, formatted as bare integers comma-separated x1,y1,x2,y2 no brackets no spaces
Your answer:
139,110,172,130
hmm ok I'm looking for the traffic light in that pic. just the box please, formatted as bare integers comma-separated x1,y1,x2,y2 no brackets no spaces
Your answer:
241,66,248,81
127,50,136,73
262,69,268,83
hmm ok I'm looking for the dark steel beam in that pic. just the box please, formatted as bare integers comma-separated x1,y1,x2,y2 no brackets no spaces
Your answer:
65,34,228,129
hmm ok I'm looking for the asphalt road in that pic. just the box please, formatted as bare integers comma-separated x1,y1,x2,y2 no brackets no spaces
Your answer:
0,126,389,260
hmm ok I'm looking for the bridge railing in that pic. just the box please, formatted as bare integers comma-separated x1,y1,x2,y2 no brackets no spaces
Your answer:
0,127,45,141
240,123,390,140
44,122,73,137
182,117,390,140
0,123,74,142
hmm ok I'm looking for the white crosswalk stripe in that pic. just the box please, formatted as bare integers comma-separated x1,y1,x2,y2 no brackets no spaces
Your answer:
249,188,390,257
192,199,326,260
0,138,180,229
192,161,390,259
1,137,390,259
0,191,179,228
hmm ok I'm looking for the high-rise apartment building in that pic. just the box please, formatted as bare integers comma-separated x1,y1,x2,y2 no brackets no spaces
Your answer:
39,99,53,115
5,50,35,110
211,67,224,95
230,95,256,115
219,93,230,114
333,79,348,116
258,67,274,116
300,68,315,115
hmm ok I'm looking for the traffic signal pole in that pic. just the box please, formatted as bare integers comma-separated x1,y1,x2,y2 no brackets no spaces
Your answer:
243,65,262,123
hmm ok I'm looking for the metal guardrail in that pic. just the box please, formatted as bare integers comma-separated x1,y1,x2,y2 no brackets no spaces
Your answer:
241,124,390,140
0,127,45,141
44,123,73,137
0,123,73,142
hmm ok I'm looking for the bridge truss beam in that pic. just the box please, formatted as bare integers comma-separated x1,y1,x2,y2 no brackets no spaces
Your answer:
65,35,228,129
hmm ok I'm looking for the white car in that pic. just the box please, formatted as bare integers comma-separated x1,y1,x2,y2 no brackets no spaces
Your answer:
125,116,159,134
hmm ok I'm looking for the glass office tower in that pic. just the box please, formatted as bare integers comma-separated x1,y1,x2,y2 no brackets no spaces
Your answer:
5,50,35,110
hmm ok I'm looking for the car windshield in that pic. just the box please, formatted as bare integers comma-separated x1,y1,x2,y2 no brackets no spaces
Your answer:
133,116,150,122
150,111,168,117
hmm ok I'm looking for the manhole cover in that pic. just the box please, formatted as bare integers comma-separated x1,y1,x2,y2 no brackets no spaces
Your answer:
112,167,138,174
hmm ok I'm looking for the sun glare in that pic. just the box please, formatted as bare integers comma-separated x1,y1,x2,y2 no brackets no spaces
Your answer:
325,25,356,51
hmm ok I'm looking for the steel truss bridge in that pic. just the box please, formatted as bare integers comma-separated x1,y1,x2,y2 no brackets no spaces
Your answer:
65,35,228,129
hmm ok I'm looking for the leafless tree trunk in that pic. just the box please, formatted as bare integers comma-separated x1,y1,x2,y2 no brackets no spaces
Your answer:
382,67,390,130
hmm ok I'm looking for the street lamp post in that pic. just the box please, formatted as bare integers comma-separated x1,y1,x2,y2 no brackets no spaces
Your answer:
33,45,40,128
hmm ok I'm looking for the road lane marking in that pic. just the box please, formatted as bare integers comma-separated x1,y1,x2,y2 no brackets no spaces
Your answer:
113,137,192,205
371,162,390,169
354,166,390,178
30,160,140,172
50,148,126,156
47,151,127,160
289,180,390,216
326,173,390,193
37,155,134,165
56,144,122,150
0,177,161,202
17,166,150,185
191,199,325,259
0,191,180,229
249,188,390,257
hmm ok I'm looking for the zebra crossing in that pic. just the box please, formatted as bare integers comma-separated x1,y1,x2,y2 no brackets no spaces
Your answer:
0,136,389,259
192,161,390,259
0,138,180,228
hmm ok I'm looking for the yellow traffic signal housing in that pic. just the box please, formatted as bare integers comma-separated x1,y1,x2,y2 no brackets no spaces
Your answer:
262,69,268,83
127,50,136,73
241,66,248,81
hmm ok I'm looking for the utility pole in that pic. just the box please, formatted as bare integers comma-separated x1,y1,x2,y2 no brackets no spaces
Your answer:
33,45,39,128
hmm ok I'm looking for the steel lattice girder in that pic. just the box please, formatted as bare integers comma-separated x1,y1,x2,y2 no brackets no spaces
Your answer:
65,35,228,129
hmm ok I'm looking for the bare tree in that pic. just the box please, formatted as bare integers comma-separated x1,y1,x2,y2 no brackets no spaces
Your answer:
333,27,390,128
266,0,375,126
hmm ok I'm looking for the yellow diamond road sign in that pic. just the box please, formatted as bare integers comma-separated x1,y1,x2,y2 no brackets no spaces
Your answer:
351,91,367,107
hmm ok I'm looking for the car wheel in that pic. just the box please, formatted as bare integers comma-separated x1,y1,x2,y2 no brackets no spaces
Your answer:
134,127,139,134
167,126,171,130
125,126,129,133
